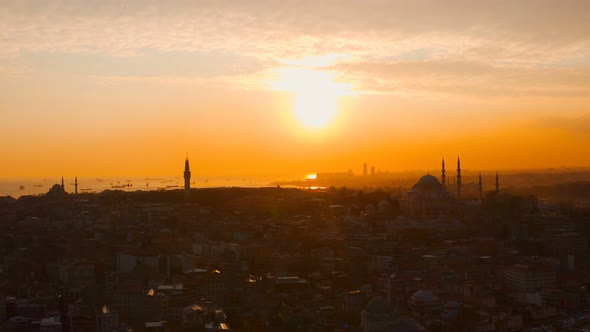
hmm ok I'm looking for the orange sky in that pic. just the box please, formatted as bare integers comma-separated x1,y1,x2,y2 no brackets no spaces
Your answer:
1,1,590,178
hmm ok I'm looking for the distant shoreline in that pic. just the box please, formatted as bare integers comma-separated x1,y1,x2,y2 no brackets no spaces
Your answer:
3,168,590,198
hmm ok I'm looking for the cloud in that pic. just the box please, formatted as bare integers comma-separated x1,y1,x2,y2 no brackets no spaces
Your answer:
330,60,590,98
536,114,590,135
1,1,589,61
1,0,590,98
21,49,268,78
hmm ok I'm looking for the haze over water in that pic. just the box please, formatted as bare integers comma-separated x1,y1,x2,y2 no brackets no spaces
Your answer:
0,175,292,198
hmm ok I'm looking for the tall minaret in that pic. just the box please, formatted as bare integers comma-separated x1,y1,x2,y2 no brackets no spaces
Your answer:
74,176,78,195
478,172,483,200
456,157,462,200
184,154,191,203
61,177,65,191
441,158,446,190
495,171,500,194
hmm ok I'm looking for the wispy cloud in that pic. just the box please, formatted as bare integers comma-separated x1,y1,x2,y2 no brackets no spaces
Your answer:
2,1,589,58
21,50,268,78
331,60,590,98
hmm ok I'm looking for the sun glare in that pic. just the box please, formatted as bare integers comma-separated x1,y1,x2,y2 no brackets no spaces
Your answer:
271,67,354,129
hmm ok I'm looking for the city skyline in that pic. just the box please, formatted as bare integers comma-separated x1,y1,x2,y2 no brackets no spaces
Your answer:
2,1,590,178
5,154,590,199
4,3,590,331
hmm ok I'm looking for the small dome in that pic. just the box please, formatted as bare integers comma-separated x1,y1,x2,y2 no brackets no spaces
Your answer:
410,289,439,305
365,296,394,314
378,200,393,213
445,301,461,309
365,203,376,215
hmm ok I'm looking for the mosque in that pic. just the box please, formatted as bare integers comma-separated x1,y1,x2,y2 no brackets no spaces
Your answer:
46,177,67,196
400,157,499,219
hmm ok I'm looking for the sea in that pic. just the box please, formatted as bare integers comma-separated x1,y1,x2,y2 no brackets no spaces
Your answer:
0,175,298,198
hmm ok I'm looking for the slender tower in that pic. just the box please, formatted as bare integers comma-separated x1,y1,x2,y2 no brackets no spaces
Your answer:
184,155,191,203
495,171,500,194
61,177,65,191
456,157,462,200
441,158,446,190
478,172,483,200
74,176,78,195
58,293,69,332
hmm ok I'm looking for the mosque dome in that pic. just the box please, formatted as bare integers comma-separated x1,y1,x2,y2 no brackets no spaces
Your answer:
47,184,66,195
410,289,439,306
365,296,394,314
409,289,442,316
416,174,441,186
410,174,442,193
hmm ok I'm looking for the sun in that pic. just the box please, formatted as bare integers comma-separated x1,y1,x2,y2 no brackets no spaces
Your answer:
271,67,354,129
294,89,338,128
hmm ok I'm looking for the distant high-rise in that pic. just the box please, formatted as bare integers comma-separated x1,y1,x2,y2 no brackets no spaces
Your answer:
456,157,462,200
184,155,191,203
478,172,483,200
441,158,446,190
371,166,375,176
363,162,368,176
74,176,78,195
61,177,65,191
495,172,500,194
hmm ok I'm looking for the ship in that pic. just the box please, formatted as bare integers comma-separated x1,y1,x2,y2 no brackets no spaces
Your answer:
111,183,133,189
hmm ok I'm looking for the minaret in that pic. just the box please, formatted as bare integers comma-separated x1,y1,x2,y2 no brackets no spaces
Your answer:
184,154,191,203
495,171,500,194
441,158,446,190
478,172,483,200
74,176,78,195
61,177,65,191
456,157,462,200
